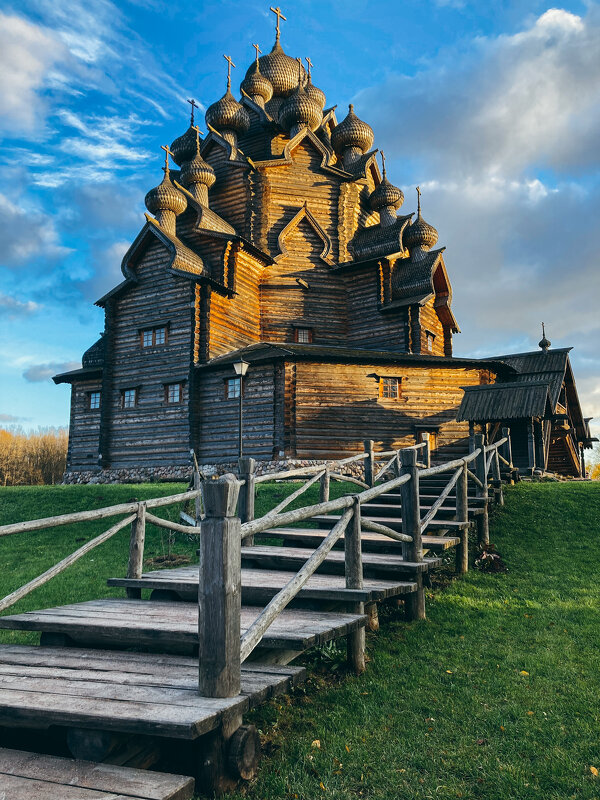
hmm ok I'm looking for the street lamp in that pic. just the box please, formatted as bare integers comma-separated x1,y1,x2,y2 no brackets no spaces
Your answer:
233,358,249,458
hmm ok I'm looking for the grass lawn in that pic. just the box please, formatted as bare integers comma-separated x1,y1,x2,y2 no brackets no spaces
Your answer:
0,481,599,799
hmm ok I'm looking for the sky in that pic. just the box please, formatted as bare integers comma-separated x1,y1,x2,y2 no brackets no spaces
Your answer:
0,0,599,442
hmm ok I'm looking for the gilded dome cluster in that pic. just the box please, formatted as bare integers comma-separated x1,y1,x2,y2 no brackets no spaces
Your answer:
248,40,306,98
241,64,273,105
205,88,250,136
331,105,374,156
279,59,323,133
180,128,216,192
145,161,187,218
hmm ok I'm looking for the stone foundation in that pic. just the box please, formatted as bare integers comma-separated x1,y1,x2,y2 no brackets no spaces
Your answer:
63,458,366,484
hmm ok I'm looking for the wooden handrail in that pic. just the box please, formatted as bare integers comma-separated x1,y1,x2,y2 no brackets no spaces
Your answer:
268,470,324,516
241,494,355,539
0,489,202,538
360,517,412,543
329,472,369,489
420,467,462,532
0,514,136,614
467,469,484,488
240,507,354,662
373,452,399,483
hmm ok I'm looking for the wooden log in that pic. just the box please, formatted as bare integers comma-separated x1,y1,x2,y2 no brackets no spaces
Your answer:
419,467,461,532
346,498,365,674
493,450,504,506
359,518,412,543
145,512,201,535
238,458,256,525
126,504,146,600
0,490,201,538
400,450,425,621
198,475,241,698
455,461,469,575
501,427,513,484
227,723,261,780
239,507,354,663
319,468,330,503
466,469,484,489
268,471,324,517
364,439,375,487
374,453,398,484
328,472,369,489
365,602,379,632
423,439,431,469
473,434,489,546
0,514,135,614
241,494,354,539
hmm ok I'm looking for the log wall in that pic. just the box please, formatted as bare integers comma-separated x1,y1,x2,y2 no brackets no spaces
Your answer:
66,379,102,470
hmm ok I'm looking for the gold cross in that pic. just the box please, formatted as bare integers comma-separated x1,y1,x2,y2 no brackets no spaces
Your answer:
252,43,262,67
192,124,205,145
296,57,303,82
187,98,199,125
416,185,421,215
305,56,314,78
380,150,387,178
270,6,287,41
160,144,174,174
223,54,236,89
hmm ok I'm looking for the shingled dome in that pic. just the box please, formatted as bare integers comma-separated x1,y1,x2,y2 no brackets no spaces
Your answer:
145,171,187,217
403,212,438,252
240,64,274,106
331,105,374,155
205,89,250,135
180,130,216,191
305,74,326,110
278,68,323,133
249,40,306,98
170,126,198,167
370,178,404,212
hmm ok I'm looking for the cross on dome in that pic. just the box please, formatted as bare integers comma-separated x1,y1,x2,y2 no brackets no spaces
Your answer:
416,185,421,215
305,56,314,78
187,98,199,125
252,43,262,66
223,54,236,89
380,150,387,178
270,5,287,42
160,144,174,174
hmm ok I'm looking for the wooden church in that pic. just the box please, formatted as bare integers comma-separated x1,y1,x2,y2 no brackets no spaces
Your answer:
54,9,596,479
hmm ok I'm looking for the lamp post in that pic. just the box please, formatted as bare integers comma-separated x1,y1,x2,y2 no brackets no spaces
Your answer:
233,358,249,458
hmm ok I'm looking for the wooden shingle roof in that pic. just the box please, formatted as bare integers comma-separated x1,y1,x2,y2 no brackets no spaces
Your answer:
456,381,552,422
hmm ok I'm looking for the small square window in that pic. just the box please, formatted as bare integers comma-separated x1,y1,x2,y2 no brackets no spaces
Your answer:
379,377,401,399
88,391,101,410
294,327,313,344
155,327,166,345
141,326,168,347
122,388,137,408
226,377,241,399
166,383,182,403
142,330,153,347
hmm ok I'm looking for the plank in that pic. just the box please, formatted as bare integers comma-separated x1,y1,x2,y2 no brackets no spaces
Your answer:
312,514,470,531
260,528,460,553
240,546,440,575
0,601,366,652
0,747,194,800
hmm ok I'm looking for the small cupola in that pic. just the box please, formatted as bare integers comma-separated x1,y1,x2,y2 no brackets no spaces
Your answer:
170,98,202,166
538,322,551,353
331,104,374,169
240,43,273,108
145,145,187,235
403,186,438,260
304,57,326,110
369,151,404,226
205,55,250,148
278,58,323,137
179,126,216,206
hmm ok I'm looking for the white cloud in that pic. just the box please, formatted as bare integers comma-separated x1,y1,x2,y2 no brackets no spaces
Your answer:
0,193,71,266
23,361,81,382
0,294,42,317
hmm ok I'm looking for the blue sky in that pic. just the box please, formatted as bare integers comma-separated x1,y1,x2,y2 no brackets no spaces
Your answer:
0,0,599,441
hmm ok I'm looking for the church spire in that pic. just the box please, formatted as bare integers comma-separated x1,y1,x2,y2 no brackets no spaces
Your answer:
539,322,551,353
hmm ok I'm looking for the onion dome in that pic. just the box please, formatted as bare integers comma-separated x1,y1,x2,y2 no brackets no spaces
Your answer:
145,153,187,218
403,187,438,252
180,127,216,191
278,59,323,134
331,104,374,155
170,125,198,167
241,45,273,106
538,323,551,352
205,89,250,135
369,153,403,212
250,40,306,98
304,57,326,110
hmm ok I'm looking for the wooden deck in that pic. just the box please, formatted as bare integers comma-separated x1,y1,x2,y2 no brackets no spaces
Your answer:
0,747,194,799
261,528,461,553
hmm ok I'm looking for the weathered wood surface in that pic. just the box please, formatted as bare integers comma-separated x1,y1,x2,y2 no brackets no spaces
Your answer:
0,600,365,653
312,514,469,531
400,448,425,621
345,501,365,673
0,747,194,800
258,528,458,552
0,646,304,740
108,566,417,603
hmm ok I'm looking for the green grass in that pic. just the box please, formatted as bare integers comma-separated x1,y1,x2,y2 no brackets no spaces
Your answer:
1,481,599,799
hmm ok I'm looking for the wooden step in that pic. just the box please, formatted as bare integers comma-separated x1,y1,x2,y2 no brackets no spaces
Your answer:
0,645,304,740
241,546,441,577
313,514,470,531
0,600,366,655
0,746,194,799
108,566,416,604
360,502,481,519
260,528,460,553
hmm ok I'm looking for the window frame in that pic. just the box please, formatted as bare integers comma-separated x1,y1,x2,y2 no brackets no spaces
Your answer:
87,391,101,411
121,387,138,409
225,376,242,400
293,327,313,344
164,382,183,404
378,376,402,400
425,330,436,353
140,325,169,349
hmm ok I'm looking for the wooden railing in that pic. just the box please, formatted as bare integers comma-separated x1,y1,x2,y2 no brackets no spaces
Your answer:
0,428,515,703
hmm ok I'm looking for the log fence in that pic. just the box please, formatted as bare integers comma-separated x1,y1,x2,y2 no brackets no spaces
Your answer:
0,429,513,700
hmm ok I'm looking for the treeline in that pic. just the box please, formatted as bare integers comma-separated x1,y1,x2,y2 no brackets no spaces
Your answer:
0,427,68,486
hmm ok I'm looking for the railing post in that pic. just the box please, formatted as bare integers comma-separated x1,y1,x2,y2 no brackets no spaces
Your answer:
493,449,504,506
238,457,256,546
400,449,425,621
455,461,469,574
474,433,489,546
345,496,365,674
423,439,431,469
364,440,375,487
501,427,513,484
198,475,241,698
126,502,146,599
319,467,330,503
193,468,202,524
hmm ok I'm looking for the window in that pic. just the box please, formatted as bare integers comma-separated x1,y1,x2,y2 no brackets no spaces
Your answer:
418,430,437,450
121,388,138,408
88,391,101,410
426,331,435,353
226,377,241,399
141,326,167,348
165,383,182,404
379,377,401,399
294,327,313,344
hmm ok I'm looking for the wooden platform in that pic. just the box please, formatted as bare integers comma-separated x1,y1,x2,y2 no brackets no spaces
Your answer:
260,528,461,553
108,566,417,604
0,600,366,653
0,746,194,799
240,546,441,576
313,514,470,531
0,646,304,740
